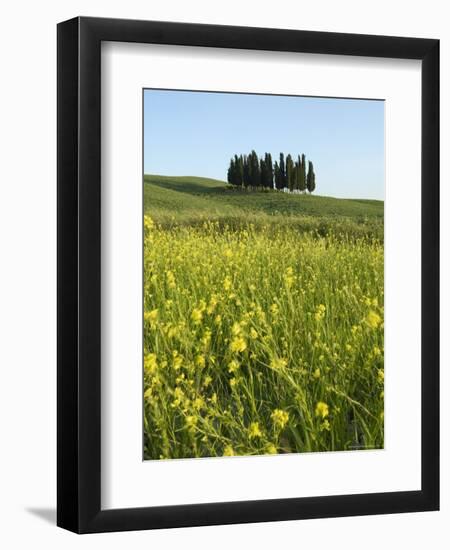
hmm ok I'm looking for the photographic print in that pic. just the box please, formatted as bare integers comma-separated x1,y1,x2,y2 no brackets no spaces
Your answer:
143,89,384,460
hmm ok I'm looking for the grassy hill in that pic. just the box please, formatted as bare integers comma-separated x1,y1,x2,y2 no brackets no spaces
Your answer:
144,175,383,239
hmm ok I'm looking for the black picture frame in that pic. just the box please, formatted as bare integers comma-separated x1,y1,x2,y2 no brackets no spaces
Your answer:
57,16,439,534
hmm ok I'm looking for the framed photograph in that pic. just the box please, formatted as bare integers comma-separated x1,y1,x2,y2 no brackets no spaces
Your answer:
57,17,439,533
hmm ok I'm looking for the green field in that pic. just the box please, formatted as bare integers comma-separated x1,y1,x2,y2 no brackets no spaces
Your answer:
144,174,384,239
143,175,384,460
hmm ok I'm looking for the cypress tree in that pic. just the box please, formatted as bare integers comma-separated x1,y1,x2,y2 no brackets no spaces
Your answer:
299,154,307,193
307,161,316,193
227,157,234,185
265,153,274,189
243,155,250,188
274,161,281,190
260,157,267,188
295,155,301,191
279,153,286,189
234,154,242,187
249,150,260,188
286,154,294,192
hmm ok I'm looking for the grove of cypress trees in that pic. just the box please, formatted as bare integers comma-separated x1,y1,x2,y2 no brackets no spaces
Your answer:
227,151,315,193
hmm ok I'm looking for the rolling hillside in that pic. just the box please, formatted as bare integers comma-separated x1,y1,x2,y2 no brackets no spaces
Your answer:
144,175,384,239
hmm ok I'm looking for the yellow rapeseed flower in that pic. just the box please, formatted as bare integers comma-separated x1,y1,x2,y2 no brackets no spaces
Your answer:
231,322,242,336
185,415,197,429
230,336,247,353
223,445,235,456
195,355,206,368
320,419,331,431
202,374,212,388
248,422,262,439
271,409,289,429
166,270,176,289
284,266,295,288
270,357,287,371
228,359,239,373
173,355,183,370
313,368,321,379
144,353,157,374
315,401,329,418
143,215,154,231
144,387,152,400
223,276,232,291
314,304,326,321
144,308,159,323
193,397,205,410
191,308,203,325
366,310,382,328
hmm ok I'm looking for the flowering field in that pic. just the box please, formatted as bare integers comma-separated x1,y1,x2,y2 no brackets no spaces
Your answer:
143,180,384,459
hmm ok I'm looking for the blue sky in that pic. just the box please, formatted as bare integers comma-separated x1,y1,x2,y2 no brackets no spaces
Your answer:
143,89,384,200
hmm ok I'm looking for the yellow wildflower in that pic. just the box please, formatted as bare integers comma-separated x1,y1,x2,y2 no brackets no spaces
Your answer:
166,270,176,289
223,445,235,456
366,310,382,329
193,397,205,410
228,359,239,373
313,368,321,379
314,304,326,321
203,374,212,388
231,322,242,336
284,266,295,288
144,387,152,400
195,355,206,368
320,419,331,431
250,327,258,340
191,308,203,325
270,303,279,315
173,355,183,370
315,401,329,418
248,422,262,439
185,416,197,429
223,276,232,291
144,353,157,374
143,215,154,231
270,357,287,371
271,409,289,429
230,336,247,353
144,308,158,323
266,443,277,454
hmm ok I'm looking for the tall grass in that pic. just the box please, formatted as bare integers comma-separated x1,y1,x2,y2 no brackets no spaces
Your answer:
143,218,384,459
